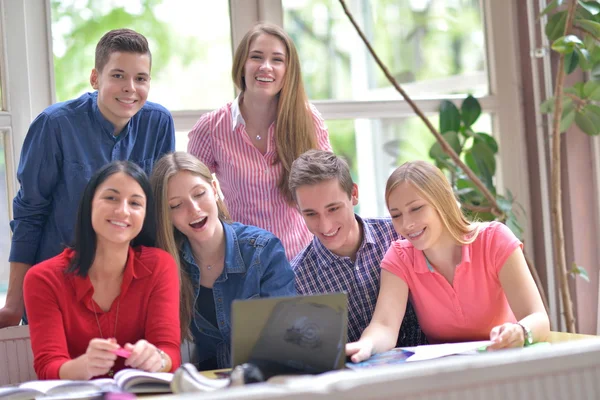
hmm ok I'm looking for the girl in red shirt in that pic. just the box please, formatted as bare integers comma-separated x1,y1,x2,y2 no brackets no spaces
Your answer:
347,161,549,363
23,161,181,379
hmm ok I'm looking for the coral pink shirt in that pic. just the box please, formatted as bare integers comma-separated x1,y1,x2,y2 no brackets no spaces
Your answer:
23,246,181,379
187,97,331,260
381,221,521,344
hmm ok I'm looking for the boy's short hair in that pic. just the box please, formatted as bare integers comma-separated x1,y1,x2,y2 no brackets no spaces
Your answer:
95,29,152,72
289,150,354,201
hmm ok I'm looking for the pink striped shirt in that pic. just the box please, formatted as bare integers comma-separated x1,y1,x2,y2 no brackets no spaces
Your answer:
187,96,331,260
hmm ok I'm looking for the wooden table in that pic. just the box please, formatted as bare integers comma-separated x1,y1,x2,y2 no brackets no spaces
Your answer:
548,330,599,343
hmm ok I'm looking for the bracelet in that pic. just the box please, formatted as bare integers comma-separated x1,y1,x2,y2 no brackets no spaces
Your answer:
516,322,534,346
157,348,167,371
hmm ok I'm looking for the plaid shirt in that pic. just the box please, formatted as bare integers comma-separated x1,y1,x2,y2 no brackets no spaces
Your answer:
291,215,427,345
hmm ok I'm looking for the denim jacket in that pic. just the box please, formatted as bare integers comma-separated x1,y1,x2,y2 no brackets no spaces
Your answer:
181,222,296,368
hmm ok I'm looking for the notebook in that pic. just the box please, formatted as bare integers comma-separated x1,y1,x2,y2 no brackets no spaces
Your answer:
0,369,173,400
230,293,348,374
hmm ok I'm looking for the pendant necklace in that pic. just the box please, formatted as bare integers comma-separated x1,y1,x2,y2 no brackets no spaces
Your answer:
92,297,121,377
255,134,262,140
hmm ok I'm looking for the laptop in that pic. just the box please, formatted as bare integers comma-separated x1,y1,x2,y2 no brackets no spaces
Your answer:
230,292,348,374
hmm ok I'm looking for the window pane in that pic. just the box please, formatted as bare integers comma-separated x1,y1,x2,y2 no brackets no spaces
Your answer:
328,113,492,217
283,0,487,101
0,133,10,308
51,0,234,110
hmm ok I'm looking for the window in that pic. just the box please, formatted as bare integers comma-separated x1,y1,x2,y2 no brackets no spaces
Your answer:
283,0,487,101
51,0,235,110
282,0,495,216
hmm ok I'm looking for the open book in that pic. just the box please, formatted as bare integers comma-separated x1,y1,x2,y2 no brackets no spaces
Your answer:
0,369,174,400
346,340,493,369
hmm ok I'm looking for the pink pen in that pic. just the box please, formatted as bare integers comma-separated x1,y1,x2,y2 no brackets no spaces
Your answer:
112,347,132,358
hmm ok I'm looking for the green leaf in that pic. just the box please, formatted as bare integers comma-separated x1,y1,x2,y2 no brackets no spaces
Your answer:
465,142,496,193
540,97,556,114
564,82,585,97
560,108,576,132
564,50,580,74
583,80,600,100
460,95,482,128
576,19,600,39
439,101,461,134
541,0,563,16
579,0,600,16
569,264,590,282
505,211,524,240
429,131,462,160
496,196,513,214
546,11,568,42
574,47,591,71
473,132,498,154
552,35,583,54
575,104,600,135
456,178,484,204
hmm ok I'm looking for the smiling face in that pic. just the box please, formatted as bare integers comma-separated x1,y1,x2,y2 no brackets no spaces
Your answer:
243,33,287,99
90,51,151,133
295,179,360,258
167,170,221,243
91,172,146,249
387,181,454,251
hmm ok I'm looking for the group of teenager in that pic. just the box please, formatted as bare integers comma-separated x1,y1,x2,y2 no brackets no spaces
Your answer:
0,23,549,381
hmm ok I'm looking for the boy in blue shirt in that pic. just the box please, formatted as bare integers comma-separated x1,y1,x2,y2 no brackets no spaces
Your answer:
0,28,175,327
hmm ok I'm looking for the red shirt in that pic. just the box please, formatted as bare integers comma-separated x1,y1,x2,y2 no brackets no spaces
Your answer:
187,97,332,260
23,246,181,379
382,222,521,344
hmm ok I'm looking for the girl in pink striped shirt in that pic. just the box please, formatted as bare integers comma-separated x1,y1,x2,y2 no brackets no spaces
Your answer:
188,23,331,260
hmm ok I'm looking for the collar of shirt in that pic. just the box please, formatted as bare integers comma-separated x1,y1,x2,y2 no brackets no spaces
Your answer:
180,221,249,284
91,91,132,140
230,94,246,131
414,242,472,274
312,214,376,266
70,246,152,309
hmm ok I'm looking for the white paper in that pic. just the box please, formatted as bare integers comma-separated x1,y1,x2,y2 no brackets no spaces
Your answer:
402,340,493,362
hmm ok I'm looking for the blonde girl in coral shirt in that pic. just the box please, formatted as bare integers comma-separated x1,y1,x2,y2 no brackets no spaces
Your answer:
346,161,549,363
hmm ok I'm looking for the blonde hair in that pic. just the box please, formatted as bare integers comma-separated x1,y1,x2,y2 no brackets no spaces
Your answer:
385,160,479,245
150,152,232,340
232,22,318,203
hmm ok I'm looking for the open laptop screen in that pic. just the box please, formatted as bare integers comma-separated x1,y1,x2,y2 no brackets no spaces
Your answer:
231,293,348,373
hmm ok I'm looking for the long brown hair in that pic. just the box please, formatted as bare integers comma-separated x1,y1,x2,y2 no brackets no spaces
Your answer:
232,23,318,203
150,152,232,340
385,160,479,245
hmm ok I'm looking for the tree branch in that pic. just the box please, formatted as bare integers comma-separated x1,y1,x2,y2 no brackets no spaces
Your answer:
550,0,578,333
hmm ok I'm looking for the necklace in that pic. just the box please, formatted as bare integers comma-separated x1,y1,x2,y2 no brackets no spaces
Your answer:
205,264,213,270
91,297,121,377
255,134,262,140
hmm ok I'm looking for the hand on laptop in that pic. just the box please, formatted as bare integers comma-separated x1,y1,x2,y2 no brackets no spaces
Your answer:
345,339,374,363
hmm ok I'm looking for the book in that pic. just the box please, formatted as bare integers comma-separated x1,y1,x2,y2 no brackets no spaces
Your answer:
0,369,174,400
346,340,494,369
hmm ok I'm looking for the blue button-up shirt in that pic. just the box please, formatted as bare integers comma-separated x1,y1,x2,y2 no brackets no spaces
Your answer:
9,91,175,265
182,221,296,368
292,214,427,345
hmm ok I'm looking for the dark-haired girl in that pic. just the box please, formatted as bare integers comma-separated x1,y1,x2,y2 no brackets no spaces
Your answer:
23,161,180,380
